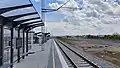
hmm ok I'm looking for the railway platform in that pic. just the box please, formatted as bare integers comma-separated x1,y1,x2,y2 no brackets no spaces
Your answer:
13,39,68,68
0,38,115,68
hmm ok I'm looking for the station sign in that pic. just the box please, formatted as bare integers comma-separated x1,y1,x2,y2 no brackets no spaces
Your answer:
16,38,22,49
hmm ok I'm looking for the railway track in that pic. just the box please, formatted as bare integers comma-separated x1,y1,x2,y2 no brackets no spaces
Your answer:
55,39,99,68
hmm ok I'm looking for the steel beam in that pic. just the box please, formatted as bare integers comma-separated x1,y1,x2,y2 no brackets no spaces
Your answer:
0,16,13,27
19,22,43,29
15,17,40,23
22,30,25,59
0,25,3,66
7,12,37,20
13,17,41,28
17,29,20,63
10,28,14,68
24,23,44,32
34,32,42,35
0,4,33,14
21,20,42,25
26,31,28,56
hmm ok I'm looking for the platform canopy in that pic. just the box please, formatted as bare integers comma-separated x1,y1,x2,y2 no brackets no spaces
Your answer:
34,32,42,35
0,0,42,29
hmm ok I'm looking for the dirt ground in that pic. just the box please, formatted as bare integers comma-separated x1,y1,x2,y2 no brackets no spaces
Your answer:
61,38,120,68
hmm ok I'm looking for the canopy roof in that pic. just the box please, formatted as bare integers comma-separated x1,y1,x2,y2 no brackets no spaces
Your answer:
0,0,43,30
34,32,42,35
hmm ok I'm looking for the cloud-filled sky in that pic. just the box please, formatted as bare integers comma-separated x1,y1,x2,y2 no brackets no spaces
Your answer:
43,0,120,36
1,0,120,36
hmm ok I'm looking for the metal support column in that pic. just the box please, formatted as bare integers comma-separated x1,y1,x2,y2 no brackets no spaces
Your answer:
22,30,25,59
26,31,28,56
41,33,44,44
41,26,45,44
0,25,3,66
45,35,47,43
10,28,13,68
17,29,20,63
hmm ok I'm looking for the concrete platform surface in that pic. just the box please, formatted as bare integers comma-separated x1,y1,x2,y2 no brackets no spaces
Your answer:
13,40,52,68
13,39,68,68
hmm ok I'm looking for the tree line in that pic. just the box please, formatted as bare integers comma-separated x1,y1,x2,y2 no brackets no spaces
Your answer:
85,33,120,40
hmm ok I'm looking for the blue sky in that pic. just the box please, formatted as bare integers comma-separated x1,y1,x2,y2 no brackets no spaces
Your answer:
30,0,84,22
31,0,65,22
1,0,120,36
32,0,120,36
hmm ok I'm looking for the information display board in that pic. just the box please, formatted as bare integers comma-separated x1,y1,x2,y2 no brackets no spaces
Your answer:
16,38,22,49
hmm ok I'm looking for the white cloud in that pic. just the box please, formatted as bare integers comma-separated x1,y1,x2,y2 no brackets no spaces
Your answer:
36,21,120,36
33,21,120,36
49,3,62,9
47,0,120,35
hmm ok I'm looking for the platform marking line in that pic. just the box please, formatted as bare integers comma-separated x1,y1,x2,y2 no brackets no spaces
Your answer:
52,40,55,68
53,40,69,68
